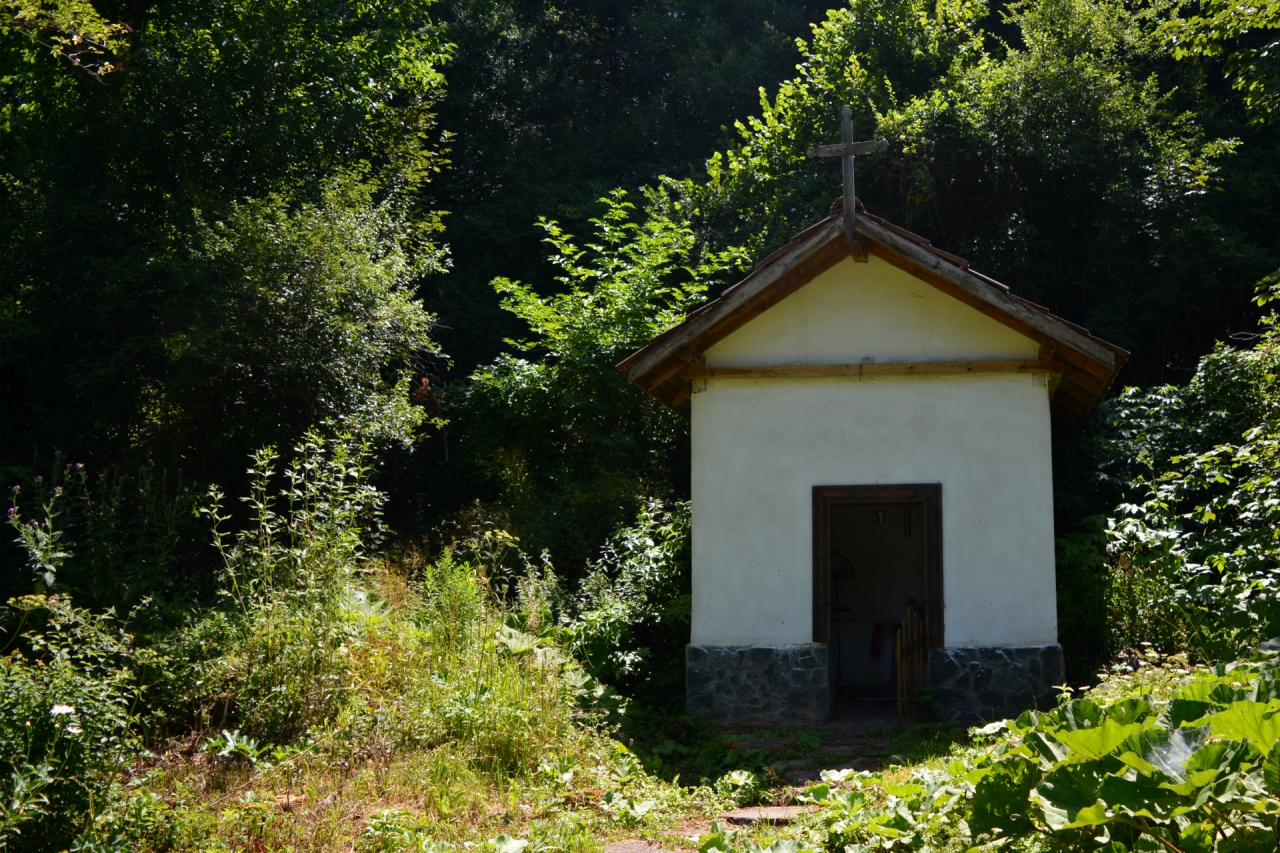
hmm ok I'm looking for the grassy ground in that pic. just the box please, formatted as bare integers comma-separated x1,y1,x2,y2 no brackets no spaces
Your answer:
110,703,969,852
99,628,1246,853
75,542,973,852
37,545,1255,853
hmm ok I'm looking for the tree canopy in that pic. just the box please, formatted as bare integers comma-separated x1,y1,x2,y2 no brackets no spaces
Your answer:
2,0,450,483
657,0,1278,384
4,0,1280,592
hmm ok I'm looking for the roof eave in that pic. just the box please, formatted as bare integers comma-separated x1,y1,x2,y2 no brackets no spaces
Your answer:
620,204,1129,425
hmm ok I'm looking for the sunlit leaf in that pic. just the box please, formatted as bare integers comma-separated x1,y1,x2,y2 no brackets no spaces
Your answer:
1053,719,1144,760
1033,763,1109,830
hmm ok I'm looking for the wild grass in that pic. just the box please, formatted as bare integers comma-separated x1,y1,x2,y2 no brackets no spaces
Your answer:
2,435,755,851
94,557,744,853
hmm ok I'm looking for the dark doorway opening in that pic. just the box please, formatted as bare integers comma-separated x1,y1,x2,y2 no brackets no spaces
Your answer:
813,485,942,720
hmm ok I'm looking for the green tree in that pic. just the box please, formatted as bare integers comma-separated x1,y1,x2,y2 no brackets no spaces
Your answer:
162,174,441,462
1,0,450,602
1,0,449,475
2,0,128,77
423,0,834,373
427,0,1278,577
665,0,1275,384
456,188,742,572
1167,0,1280,122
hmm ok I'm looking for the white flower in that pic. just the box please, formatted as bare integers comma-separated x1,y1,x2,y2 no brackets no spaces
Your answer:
66,726,83,735
50,704,75,716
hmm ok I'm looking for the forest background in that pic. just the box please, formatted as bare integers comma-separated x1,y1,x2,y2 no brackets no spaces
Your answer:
6,0,1280,688
4,0,1280,849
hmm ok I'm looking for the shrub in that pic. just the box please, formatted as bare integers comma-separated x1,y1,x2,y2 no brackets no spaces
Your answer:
565,500,691,706
458,189,742,572
1102,331,1280,662
328,547,599,775
0,596,141,851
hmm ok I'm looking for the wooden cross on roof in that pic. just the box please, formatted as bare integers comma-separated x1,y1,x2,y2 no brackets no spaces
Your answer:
807,107,888,243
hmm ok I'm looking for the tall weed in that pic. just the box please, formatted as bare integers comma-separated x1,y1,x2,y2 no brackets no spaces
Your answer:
3,458,202,610
331,548,595,774
177,432,381,739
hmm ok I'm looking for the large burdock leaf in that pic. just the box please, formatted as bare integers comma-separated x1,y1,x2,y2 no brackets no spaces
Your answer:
1032,763,1109,830
1167,698,1214,728
1051,700,1104,731
1104,698,1152,725
1143,725,1210,781
1197,700,1280,753
487,836,529,853
1179,821,1216,853
495,625,541,655
969,756,1039,836
1159,742,1251,797
1025,731,1070,763
1098,773,1190,820
1054,719,1144,760
1264,742,1280,795
755,841,816,853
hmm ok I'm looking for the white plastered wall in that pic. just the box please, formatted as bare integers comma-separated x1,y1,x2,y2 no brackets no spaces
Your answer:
690,256,1056,649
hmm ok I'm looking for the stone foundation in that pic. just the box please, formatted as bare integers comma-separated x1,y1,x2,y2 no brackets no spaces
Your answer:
928,644,1064,721
685,643,1062,724
686,644,831,725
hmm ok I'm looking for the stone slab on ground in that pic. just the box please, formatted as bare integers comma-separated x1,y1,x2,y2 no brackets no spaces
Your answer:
817,740,893,756
604,842,671,853
719,806,819,826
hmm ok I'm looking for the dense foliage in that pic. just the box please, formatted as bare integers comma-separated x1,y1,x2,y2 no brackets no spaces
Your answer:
422,0,833,371
448,190,740,568
566,500,692,706
1,434,619,849
799,654,1280,852
404,0,1280,578
5,0,1280,847
0,596,140,849
0,0,450,500
643,0,1279,385
1168,0,1280,121
1047,283,1280,671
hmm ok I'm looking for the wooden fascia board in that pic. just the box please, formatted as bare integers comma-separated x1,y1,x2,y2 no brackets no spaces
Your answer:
865,241,1112,401
1054,379,1096,412
684,235,848,357
622,219,844,383
855,217,1118,371
638,360,685,393
686,359,1059,379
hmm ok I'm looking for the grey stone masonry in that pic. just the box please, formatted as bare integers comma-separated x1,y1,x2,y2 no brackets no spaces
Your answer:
928,644,1064,721
686,644,831,725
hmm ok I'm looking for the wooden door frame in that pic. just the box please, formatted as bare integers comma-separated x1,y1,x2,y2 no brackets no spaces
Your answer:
812,484,944,651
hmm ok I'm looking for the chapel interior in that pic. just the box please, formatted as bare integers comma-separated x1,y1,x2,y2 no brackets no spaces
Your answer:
829,502,928,701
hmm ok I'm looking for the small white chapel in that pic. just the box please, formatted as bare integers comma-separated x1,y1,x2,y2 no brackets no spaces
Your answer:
619,193,1125,724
